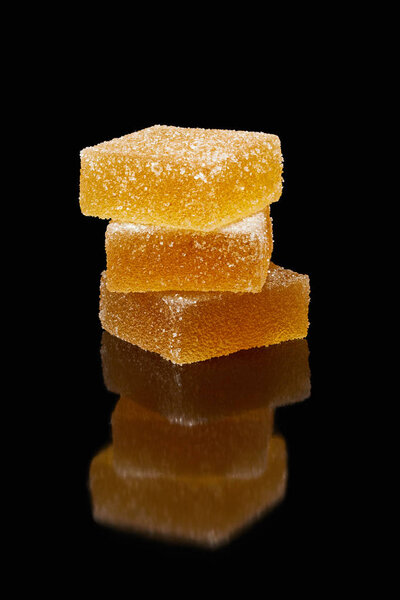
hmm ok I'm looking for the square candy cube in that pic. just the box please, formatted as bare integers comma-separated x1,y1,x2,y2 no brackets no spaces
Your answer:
99,263,310,364
105,209,273,293
80,125,282,230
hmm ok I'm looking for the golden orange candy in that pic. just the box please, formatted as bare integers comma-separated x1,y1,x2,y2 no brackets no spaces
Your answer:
105,208,273,293
80,125,282,231
99,263,310,364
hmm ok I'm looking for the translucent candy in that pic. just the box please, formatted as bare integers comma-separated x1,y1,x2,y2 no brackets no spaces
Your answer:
80,125,283,231
112,397,274,478
99,263,310,364
101,331,310,425
106,208,272,293
89,435,287,548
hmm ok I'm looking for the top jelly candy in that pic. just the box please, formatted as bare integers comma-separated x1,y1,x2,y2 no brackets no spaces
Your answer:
80,125,283,231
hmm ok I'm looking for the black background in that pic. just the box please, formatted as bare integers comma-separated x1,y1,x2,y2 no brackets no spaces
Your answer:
20,67,365,588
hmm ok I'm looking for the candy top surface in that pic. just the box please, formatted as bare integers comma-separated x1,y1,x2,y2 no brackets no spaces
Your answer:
107,209,269,237
159,264,307,304
104,264,308,309
81,125,280,168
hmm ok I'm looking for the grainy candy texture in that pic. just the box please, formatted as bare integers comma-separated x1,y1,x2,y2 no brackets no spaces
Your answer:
89,435,287,547
106,209,273,293
101,331,311,425
80,125,283,230
112,396,274,479
99,263,310,364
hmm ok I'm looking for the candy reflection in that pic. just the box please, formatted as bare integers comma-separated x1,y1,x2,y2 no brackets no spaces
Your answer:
101,331,310,425
89,336,310,547
112,398,273,479
90,433,286,548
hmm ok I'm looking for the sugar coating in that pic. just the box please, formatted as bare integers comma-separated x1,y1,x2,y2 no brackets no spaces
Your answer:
99,263,310,364
89,435,287,548
112,397,274,479
106,209,273,293
101,331,311,425
80,125,283,231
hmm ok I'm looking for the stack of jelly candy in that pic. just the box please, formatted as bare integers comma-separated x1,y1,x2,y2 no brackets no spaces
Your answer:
80,125,309,364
